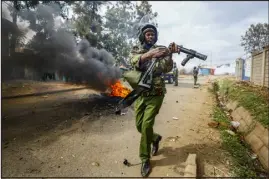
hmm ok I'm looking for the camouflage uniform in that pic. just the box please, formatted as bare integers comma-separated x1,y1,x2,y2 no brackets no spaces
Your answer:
193,67,199,85
129,44,173,163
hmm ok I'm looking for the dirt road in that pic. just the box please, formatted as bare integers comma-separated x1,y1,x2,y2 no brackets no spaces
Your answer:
2,76,232,177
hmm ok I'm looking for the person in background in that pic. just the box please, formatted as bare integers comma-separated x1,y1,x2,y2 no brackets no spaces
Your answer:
173,62,178,86
193,66,200,86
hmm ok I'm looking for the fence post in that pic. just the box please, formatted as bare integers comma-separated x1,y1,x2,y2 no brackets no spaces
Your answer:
261,49,266,86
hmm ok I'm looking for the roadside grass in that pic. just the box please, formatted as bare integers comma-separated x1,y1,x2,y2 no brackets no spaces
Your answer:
213,106,258,177
209,80,266,177
218,79,269,127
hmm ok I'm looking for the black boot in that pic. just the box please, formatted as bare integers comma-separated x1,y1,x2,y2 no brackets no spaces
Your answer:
141,160,151,177
152,135,162,156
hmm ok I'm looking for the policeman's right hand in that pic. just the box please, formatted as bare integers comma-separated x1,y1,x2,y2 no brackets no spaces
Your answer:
141,48,168,62
151,47,169,58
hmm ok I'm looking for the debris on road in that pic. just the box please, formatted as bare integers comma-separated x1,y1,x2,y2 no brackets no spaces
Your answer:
42,95,48,98
123,159,131,167
91,162,100,166
208,121,229,128
172,117,179,120
208,121,219,128
224,130,235,136
230,121,240,128
250,153,257,160
123,159,140,167
167,136,180,142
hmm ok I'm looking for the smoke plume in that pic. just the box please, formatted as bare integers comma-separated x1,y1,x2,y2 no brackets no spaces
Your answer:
3,3,121,91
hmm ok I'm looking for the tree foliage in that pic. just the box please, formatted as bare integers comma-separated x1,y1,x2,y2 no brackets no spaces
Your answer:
102,1,136,64
241,23,269,53
135,1,158,27
72,1,107,48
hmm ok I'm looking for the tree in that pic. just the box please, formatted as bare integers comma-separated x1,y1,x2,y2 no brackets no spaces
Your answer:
102,1,136,64
102,1,158,65
135,1,158,27
72,1,107,48
241,23,269,53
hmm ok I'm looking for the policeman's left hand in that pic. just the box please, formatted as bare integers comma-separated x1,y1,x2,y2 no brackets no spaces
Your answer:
169,42,180,53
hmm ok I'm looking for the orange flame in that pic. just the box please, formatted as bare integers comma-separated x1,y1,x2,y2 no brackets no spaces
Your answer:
110,80,131,98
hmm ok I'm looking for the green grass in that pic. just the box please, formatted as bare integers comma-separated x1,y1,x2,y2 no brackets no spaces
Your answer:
218,79,269,127
210,80,267,177
212,106,260,177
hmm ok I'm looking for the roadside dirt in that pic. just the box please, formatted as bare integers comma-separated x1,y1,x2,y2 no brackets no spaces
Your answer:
2,80,86,98
2,76,233,177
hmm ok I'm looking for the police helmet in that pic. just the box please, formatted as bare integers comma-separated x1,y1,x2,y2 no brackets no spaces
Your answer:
138,24,158,44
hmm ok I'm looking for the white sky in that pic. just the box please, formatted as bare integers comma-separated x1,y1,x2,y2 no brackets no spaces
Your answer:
148,1,268,68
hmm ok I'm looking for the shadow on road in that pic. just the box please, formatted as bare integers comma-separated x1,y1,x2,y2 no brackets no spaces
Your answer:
152,143,226,177
2,94,123,146
176,82,195,89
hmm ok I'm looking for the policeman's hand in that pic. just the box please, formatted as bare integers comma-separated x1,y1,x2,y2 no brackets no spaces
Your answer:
141,48,167,61
169,42,180,53
152,47,169,58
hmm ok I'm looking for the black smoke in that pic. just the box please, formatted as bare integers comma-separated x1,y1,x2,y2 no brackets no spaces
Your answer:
2,2,121,91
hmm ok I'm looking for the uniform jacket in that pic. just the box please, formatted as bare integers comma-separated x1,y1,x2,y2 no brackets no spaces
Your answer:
129,44,173,95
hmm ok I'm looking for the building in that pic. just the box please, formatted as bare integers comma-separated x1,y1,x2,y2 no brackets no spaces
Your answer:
199,66,215,75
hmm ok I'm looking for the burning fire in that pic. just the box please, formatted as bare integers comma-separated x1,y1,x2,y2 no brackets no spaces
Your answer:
110,80,131,98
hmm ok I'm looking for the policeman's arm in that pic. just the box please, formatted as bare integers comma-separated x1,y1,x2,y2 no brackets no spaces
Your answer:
129,52,143,69
159,54,173,73
130,50,154,69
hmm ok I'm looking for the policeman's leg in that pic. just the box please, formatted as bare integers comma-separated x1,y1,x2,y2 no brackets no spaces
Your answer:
139,96,164,162
134,96,146,133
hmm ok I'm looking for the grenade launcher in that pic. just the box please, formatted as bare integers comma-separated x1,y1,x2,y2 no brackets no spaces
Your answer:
115,44,207,115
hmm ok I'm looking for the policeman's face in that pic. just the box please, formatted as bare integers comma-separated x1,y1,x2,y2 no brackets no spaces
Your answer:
145,31,155,44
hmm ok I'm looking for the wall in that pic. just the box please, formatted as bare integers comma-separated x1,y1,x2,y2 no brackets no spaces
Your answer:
251,52,263,85
264,48,269,87
226,101,268,171
251,46,269,87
